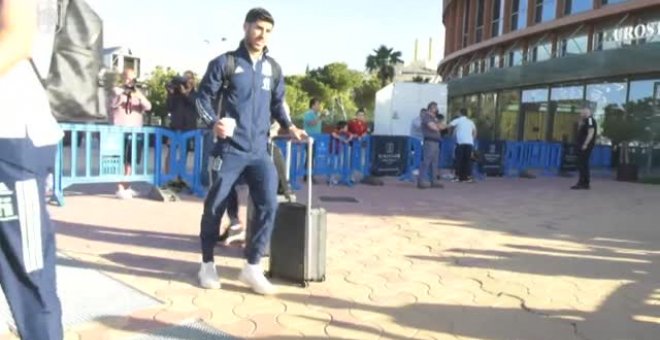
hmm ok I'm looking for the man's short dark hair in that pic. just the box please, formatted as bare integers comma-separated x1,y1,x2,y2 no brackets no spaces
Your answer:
427,101,438,110
458,108,467,116
309,98,320,108
245,7,274,25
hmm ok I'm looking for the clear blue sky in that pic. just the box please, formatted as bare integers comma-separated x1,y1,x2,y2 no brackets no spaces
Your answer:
87,0,445,77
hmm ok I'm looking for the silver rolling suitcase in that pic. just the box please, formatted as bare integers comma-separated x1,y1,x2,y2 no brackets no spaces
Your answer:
268,137,327,287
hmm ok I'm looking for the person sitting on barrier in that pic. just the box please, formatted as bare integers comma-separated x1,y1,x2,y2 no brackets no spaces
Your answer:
111,68,152,199
348,108,369,138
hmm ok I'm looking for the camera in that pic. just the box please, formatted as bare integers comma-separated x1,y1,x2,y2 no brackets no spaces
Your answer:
167,75,190,93
123,80,144,92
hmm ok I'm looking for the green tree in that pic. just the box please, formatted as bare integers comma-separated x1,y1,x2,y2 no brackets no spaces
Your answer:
312,63,361,93
284,75,311,122
144,66,178,120
300,77,333,108
365,45,403,87
352,76,381,115
307,63,363,121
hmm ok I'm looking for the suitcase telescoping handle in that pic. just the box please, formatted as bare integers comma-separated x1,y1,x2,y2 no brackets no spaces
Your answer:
307,137,314,210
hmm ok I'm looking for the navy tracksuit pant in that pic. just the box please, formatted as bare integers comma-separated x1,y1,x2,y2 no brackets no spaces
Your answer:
200,148,278,265
0,138,62,340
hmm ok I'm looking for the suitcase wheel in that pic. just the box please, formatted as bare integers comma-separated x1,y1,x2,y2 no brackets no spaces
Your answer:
300,281,309,288
265,271,272,278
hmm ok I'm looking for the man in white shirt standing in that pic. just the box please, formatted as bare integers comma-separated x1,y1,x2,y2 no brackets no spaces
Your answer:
0,0,63,338
449,108,477,183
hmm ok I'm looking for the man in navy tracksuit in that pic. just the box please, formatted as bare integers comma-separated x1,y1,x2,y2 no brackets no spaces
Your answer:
195,8,306,295
0,0,63,338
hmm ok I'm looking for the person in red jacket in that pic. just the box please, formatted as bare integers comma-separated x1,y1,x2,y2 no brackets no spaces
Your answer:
347,108,369,138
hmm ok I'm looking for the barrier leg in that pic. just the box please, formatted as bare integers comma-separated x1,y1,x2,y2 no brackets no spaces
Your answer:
339,143,354,187
51,142,65,206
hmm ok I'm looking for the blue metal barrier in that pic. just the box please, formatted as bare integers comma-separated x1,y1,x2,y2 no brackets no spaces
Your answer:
591,145,612,168
399,137,420,182
54,124,615,203
440,138,456,169
504,141,524,177
54,124,170,205
178,129,206,197
351,137,371,179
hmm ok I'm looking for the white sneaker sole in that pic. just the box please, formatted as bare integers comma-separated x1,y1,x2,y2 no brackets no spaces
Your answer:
198,273,221,290
224,230,246,245
239,272,276,295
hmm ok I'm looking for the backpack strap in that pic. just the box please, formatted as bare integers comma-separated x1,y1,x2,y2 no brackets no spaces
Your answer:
29,59,47,88
265,56,281,95
215,51,236,118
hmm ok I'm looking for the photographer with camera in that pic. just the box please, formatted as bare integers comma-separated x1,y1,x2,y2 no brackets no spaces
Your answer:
164,71,198,176
111,68,152,199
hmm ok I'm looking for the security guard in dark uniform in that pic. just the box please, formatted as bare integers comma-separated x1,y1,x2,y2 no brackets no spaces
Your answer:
572,105,597,190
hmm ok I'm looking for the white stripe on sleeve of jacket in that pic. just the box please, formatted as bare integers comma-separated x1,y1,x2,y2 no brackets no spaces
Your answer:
16,179,43,273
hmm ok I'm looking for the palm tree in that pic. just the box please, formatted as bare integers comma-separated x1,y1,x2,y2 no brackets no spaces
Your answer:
365,45,403,87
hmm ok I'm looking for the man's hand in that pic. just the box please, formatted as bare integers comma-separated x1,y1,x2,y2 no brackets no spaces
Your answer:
214,121,229,139
288,126,307,141
582,144,588,151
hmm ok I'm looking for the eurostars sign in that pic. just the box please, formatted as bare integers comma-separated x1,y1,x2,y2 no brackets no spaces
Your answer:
609,21,660,42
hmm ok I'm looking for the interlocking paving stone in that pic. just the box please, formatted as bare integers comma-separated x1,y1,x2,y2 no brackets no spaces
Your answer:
133,319,239,339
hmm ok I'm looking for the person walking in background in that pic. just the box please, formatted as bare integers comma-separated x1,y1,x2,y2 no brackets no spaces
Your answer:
449,108,477,183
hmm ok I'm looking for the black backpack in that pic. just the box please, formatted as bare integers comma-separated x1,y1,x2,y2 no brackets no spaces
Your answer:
31,0,105,122
215,51,282,117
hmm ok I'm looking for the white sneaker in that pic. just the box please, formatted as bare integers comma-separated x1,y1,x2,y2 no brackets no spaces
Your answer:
239,263,277,295
198,262,221,289
224,225,246,245
115,187,133,200
126,188,139,197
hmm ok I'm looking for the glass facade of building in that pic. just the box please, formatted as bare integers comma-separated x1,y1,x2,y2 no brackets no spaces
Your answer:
442,5,660,147
448,77,660,144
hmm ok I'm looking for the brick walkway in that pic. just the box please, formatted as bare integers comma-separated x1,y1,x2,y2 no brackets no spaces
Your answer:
1,176,659,339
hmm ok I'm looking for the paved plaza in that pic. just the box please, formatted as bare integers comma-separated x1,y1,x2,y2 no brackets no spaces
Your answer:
1,176,659,339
